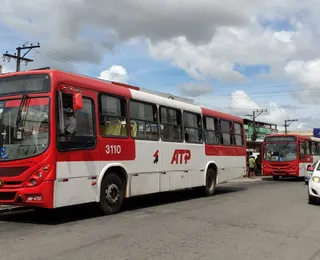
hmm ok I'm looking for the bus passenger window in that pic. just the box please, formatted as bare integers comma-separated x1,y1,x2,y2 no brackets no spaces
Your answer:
234,122,244,146
220,120,232,145
183,111,202,143
99,95,127,138
204,117,220,145
160,107,182,142
129,101,158,140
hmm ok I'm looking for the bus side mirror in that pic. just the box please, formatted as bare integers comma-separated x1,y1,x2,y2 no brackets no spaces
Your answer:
73,92,83,111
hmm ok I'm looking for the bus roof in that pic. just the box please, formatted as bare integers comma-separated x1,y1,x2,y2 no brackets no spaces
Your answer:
264,134,320,142
0,68,244,123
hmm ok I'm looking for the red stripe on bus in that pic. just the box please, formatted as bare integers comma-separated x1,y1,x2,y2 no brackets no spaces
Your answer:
5,97,49,107
205,145,246,156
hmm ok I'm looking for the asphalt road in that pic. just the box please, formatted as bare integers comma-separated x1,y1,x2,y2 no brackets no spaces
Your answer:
0,177,319,260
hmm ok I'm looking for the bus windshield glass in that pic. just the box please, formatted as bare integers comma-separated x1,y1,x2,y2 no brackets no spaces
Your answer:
263,142,297,162
0,97,49,161
0,74,50,96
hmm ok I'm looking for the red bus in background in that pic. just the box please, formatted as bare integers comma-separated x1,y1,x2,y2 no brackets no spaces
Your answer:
0,69,247,215
261,134,320,180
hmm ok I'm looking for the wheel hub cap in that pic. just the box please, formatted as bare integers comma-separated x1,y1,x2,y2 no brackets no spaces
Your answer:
105,183,120,205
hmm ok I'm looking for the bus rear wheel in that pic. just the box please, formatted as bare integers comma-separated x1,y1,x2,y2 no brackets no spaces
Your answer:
99,173,124,215
203,168,217,196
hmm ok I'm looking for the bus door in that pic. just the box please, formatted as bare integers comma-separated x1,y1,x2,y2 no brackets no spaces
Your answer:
54,87,98,208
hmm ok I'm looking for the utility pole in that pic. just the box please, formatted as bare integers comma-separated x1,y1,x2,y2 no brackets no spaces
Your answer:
2,43,40,72
284,119,298,134
245,109,267,141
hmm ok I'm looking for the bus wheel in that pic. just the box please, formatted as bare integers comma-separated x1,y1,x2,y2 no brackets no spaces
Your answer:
273,175,279,181
99,173,124,215
204,168,216,196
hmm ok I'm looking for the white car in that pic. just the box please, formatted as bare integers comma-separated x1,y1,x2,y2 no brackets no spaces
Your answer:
308,159,320,205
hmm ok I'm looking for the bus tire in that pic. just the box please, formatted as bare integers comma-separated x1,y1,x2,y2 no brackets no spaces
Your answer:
204,168,217,196
99,173,124,215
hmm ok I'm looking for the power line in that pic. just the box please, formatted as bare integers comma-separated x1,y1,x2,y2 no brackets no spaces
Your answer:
284,119,298,134
245,109,268,141
2,43,40,72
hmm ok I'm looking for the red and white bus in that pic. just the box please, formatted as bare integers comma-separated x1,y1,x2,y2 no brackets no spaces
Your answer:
0,69,246,214
262,134,320,180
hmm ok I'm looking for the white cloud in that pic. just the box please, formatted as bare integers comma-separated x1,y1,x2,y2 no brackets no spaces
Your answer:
285,58,320,103
226,90,320,131
148,17,304,82
98,65,129,83
230,90,260,111
230,90,295,130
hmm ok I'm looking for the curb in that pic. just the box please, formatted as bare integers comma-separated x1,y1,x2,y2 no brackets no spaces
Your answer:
228,177,264,183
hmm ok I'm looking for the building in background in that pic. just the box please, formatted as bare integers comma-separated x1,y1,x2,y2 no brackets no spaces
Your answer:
243,118,278,153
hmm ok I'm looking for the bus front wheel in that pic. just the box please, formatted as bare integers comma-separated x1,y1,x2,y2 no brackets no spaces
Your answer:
99,173,124,215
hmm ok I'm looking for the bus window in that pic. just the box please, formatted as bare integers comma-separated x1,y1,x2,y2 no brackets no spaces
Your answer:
160,106,182,142
129,100,158,140
299,141,305,158
204,117,220,145
99,94,127,138
220,120,232,146
305,141,311,155
57,92,96,151
317,142,320,155
312,141,317,155
234,122,244,146
183,111,202,143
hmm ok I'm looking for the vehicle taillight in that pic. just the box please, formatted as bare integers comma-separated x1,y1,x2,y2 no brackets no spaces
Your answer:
25,165,51,187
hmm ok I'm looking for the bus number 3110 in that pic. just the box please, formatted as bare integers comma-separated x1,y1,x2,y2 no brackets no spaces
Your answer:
106,145,121,154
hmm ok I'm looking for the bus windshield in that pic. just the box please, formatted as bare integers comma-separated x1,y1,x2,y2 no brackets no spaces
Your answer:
263,142,297,162
0,97,49,161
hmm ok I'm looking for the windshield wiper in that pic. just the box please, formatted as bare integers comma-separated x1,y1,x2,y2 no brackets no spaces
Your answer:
16,94,28,128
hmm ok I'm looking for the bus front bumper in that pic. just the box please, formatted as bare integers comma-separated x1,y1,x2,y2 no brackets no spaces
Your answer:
0,181,53,209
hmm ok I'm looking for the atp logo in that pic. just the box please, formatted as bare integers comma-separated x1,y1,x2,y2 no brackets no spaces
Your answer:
171,149,191,164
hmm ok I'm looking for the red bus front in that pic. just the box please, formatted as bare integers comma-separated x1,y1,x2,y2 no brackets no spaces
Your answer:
261,135,300,179
0,72,58,208
0,71,84,209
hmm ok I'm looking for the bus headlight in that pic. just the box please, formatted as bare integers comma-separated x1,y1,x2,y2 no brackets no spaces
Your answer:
312,176,320,183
